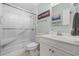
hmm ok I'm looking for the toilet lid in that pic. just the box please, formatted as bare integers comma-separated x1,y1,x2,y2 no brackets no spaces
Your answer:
26,42,38,48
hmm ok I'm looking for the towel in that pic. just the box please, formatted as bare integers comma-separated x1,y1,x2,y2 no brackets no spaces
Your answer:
71,12,79,35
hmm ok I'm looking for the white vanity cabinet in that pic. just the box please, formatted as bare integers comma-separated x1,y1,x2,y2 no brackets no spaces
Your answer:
39,36,79,56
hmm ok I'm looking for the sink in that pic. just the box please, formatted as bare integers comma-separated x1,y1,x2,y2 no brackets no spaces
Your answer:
49,31,72,36
74,41,79,44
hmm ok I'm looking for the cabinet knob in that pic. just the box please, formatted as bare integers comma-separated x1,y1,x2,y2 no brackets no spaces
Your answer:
52,50,54,53
49,49,51,51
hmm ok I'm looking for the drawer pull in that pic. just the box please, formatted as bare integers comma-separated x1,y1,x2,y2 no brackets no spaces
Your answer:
49,49,51,51
52,50,54,53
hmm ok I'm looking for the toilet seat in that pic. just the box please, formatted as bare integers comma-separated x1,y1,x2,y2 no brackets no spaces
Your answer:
26,42,39,50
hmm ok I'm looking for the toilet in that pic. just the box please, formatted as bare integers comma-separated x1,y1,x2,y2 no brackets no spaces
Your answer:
25,42,39,56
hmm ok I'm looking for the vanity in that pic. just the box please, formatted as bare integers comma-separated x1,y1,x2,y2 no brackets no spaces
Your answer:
37,34,79,56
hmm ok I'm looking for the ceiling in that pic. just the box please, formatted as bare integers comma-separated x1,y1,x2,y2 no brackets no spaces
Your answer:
8,3,59,14
10,3,40,14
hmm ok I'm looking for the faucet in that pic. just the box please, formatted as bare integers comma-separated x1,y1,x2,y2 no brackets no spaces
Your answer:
57,32,62,36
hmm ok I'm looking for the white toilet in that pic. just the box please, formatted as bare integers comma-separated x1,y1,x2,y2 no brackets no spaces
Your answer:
25,42,39,56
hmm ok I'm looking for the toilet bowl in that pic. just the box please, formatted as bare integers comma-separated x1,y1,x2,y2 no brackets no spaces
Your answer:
25,42,39,56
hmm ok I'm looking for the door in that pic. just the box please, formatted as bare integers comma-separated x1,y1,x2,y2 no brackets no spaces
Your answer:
50,46,71,56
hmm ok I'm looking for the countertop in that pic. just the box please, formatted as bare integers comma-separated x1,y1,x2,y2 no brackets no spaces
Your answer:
37,34,79,46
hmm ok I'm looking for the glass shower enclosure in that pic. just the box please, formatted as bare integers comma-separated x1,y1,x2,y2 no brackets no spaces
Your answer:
0,3,36,56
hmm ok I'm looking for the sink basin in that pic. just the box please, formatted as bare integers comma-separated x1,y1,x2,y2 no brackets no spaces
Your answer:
49,31,72,36
74,41,79,44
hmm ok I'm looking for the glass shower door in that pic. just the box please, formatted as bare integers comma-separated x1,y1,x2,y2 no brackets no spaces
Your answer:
0,3,36,56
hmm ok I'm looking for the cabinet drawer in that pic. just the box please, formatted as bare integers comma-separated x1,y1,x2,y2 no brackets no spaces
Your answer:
40,42,71,56
50,45,71,56
40,37,79,55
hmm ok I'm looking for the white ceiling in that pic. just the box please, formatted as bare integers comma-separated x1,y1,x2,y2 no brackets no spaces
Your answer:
10,3,40,14
8,3,59,14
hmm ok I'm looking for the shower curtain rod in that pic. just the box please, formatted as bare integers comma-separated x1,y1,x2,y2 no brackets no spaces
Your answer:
2,3,36,15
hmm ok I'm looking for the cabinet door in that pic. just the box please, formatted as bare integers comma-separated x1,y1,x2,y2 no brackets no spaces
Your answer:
40,42,52,56
50,46,71,56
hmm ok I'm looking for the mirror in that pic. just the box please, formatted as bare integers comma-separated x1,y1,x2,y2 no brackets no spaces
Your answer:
51,3,74,35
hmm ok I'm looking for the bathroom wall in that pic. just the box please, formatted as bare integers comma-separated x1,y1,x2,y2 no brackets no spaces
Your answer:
36,3,77,34
51,3,77,34
37,3,51,34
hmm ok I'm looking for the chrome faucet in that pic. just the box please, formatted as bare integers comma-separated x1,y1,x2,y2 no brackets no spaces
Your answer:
57,32,62,36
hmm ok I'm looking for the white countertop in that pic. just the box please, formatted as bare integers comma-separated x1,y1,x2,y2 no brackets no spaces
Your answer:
37,34,79,46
